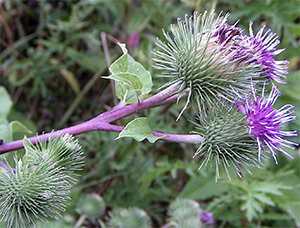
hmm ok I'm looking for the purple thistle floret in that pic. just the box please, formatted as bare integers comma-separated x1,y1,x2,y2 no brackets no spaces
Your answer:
200,211,214,225
238,22,289,84
220,83,298,164
212,22,243,45
210,21,288,86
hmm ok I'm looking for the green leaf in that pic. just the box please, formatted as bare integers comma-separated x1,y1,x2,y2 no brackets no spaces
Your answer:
253,193,275,206
0,86,13,117
60,68,80,94
0,90,34,143
9,121,32,135
286,201,300,225
241,195,262,222
278,71,300,101
107,43,152,104
23,136,32,150
179,176,229,200
253,182,292,195
138,161,186,198
0,114,12,143
290,24,300,38
116,117,167,143
262,212,294,221
65,47,101,73
8,109,37,139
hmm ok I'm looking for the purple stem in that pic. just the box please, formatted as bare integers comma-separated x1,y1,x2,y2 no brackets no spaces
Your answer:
99,124,203,144
0,84,203,154
90,83,180,123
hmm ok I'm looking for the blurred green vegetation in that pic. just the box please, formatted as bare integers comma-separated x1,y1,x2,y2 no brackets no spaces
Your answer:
0,0,299,227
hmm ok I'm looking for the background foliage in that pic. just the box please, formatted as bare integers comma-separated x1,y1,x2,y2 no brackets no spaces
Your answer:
0,0,299,227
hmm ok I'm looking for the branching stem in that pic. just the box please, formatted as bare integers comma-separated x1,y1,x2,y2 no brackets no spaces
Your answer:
0,84,203,154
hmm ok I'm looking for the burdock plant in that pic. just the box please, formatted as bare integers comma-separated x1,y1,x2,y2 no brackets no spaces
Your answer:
0,10,298,228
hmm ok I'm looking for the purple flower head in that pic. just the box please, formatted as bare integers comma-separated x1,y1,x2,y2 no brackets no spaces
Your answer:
212,22,243,46
238,22,288,84
200,211,214,225
220,82,298,163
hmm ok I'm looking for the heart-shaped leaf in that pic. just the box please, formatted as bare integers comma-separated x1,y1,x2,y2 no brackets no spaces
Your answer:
107,43,152,104
116,117,167,143
0,86,13,117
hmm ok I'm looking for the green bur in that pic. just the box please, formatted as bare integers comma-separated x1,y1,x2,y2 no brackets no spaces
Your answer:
192,104,261,180
0,134,85,228
76,193,106,221
167,198,202,228
108,207,151,228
